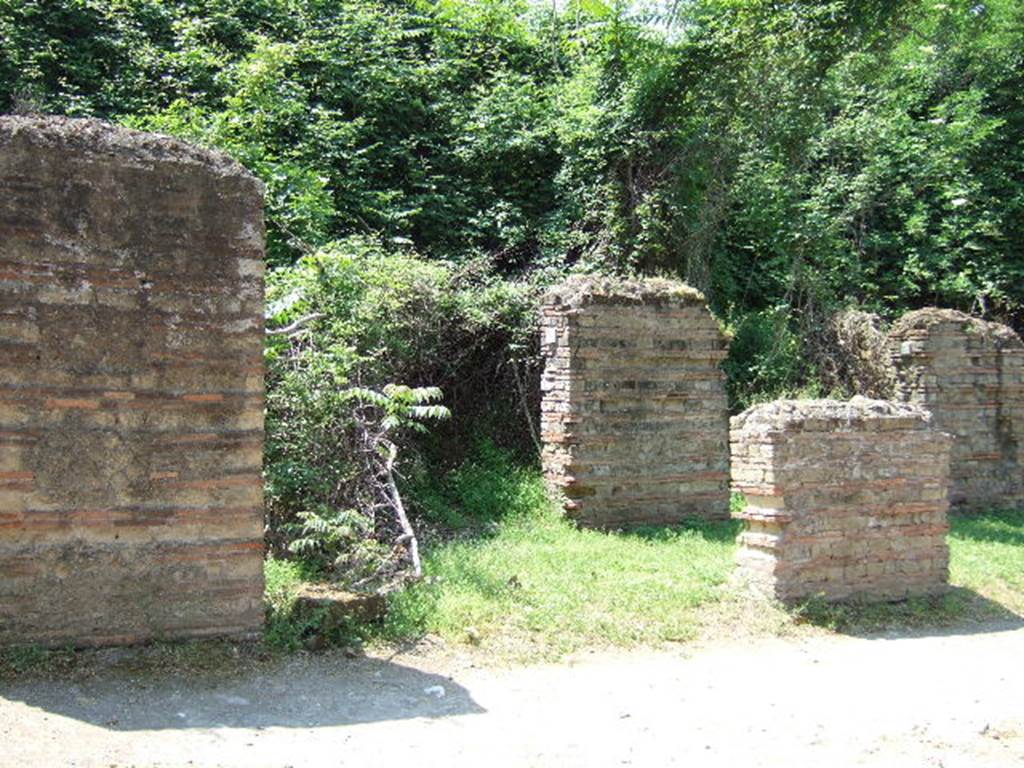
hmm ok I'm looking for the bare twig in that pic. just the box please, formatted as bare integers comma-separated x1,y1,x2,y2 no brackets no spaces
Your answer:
381,441,422,580
266,312,324,336
511,360,543,456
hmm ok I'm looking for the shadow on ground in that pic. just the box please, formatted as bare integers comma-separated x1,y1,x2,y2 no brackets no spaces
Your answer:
0,651,484,731
791,586,1024,640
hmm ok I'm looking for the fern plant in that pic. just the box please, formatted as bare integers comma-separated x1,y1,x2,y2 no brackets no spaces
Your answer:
346,385,451,583
283,383,450,589
345,384,450,434
287,505,390,583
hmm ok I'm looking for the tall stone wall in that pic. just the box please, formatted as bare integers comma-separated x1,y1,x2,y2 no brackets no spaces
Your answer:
888,308,1024,511
0,117,266,647
732,398,952,603
540,277,730,527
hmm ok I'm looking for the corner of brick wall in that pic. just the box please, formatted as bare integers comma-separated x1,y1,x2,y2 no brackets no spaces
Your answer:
888,308,1024,512
731,397,952,603
0,116,266,647
539,276,731,528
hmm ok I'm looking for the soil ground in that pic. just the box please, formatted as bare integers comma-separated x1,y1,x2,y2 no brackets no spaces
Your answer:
2,621,1023,767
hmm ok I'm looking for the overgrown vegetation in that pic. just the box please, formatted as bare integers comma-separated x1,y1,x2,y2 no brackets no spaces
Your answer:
263,241,542,579
3,0,1023,644
5,0,1022,408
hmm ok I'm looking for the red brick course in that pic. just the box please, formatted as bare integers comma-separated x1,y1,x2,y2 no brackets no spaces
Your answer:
0,117,266,647
540,277,731,527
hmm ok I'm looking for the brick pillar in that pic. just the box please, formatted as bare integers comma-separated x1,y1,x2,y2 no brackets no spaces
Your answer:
731,397,952,603
0,117,266,646
540,277,730,528
888,308,1024,511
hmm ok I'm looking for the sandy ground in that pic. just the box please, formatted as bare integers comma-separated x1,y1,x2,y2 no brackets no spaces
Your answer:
2,622,1023,768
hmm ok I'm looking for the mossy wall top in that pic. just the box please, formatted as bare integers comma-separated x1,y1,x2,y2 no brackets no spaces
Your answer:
540,277,730,527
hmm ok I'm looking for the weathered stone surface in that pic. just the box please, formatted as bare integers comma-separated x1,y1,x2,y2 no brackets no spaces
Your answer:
292,584,387,627
888,308,1024,512
540,276,730,527
0,116,266,647
732,397,952,603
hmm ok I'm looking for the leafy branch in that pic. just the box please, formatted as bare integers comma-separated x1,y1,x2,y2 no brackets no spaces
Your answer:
347,385,450,584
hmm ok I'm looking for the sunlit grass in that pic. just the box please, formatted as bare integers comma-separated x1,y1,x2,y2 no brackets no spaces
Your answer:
380,459,1024,655
382,461,740,659
950,508,1024,615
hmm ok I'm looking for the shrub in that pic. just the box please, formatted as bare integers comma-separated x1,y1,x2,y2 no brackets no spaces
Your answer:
265,238,560,579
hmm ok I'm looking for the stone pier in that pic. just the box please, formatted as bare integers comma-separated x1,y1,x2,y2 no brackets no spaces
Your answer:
731,397,952,602
540,277,730,527
0,117,266,646
889,308,1024,511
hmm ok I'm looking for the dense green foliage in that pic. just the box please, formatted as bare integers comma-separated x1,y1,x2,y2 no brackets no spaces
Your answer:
5,0,1021,388
4,0,1022,564
263,239,542,566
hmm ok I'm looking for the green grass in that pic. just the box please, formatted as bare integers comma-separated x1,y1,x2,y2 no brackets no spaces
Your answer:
378,455,741,659
384,512,739,659
373,447,1024,653
371,448,1024,656
950,508,1024,615
263,556,344,651
0,645,75,679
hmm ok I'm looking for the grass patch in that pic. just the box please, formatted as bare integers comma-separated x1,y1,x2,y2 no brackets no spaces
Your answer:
376,447,1024,655
0,645,77,680
412,441,552,531
950,508,1024,615
380,449,1024,652
377,446,741,659
263,557,345,651
384,511,739,660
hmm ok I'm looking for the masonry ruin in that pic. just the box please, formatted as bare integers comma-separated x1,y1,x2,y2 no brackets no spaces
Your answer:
540,277,730,527
888,308,1024,512
731,397,952,602
0,117,266,646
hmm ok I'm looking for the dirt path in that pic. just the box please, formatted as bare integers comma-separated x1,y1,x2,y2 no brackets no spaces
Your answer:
2,623,1023,767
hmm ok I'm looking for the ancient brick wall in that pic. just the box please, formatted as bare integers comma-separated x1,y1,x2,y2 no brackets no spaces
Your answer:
0,117,266,647
888,308,1024,512
540,277,730,527
732,397,952,602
